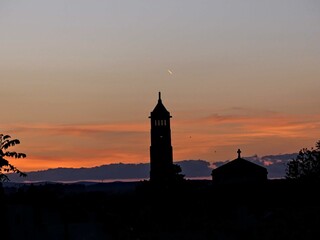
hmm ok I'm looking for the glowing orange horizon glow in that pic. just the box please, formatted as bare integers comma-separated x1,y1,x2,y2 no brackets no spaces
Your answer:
3,112,320,172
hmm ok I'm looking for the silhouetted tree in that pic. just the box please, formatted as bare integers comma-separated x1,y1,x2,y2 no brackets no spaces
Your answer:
171,164,185,182
286,140,320,181
0,134,26,182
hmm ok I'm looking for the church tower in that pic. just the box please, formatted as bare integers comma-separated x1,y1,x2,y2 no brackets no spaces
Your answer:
149,92,174,182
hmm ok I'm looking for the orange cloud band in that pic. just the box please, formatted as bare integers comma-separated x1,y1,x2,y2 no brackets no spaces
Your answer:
1,112,320,171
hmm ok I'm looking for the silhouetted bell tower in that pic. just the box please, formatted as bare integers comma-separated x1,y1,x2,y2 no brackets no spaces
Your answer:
149,92,173,182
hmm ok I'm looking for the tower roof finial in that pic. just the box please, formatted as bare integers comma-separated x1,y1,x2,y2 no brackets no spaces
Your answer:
158,92,161,100
237,149,241,159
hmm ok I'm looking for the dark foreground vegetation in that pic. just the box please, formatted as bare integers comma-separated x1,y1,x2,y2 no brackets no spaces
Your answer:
1,179,320,240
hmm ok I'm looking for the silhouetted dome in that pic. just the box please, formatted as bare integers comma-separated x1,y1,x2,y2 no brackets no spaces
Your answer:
211,149,268,184
212,157,267,175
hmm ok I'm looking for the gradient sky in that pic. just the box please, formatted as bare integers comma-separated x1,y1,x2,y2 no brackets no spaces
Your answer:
1,1,320,171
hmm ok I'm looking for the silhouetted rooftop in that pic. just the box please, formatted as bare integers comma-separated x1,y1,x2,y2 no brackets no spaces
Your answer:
212,149,267,175
212,157,267,174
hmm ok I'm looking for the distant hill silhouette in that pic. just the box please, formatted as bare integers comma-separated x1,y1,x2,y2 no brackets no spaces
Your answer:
7,160,212,182
7,153,296,182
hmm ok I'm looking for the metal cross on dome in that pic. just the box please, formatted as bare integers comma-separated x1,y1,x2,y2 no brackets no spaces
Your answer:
237,149,241,159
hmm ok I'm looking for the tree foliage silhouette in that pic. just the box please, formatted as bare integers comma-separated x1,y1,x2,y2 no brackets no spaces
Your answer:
0,134,27,182
286,140,320,181
171,164,185,182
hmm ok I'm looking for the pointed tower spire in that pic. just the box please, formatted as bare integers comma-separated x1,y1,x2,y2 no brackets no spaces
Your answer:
150,92,170,117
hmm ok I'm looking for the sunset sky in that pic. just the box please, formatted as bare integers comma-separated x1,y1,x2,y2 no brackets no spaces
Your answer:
1,1,320,171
